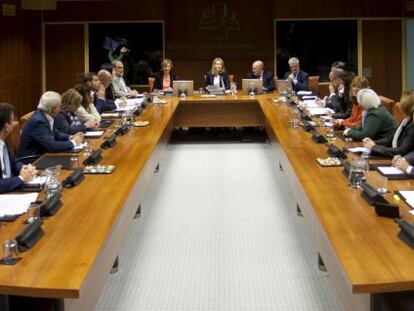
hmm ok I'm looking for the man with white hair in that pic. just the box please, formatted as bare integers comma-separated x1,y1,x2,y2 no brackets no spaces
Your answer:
283,57,309,92
247,60,275,92
18,91,84,160
343,88,397,141
97,69,117,112
112,60,138,98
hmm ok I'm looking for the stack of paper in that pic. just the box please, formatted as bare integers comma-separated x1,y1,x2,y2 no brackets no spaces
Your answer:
115,98,144,111
297,91,313,96
399,191,414,210
0,193,38,217
377,166,405,175
306,107,334,116
347,147,370,154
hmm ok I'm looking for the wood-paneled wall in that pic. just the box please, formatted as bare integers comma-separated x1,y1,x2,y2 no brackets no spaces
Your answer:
1,0,410,116
0,8,41,118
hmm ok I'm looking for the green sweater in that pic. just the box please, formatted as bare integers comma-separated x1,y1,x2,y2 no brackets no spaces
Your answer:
347,106,397,141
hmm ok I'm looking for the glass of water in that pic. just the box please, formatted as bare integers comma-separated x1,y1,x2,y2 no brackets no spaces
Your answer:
289,108,301,128
349,157,368,188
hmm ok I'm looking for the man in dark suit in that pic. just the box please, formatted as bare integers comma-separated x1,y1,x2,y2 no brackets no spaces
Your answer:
284,57,309,92
97,69,117,113
0,103,37,193
18,91,84,160
247,60,275,92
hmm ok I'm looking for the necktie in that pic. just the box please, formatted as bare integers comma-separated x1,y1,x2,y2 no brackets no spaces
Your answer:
3,145,11,178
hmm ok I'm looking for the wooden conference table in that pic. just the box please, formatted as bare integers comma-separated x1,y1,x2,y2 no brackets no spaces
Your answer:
1,93,414,311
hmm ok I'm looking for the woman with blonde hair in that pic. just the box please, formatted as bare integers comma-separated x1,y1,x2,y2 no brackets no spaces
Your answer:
363,91,414,157
205,57,230,90
54,88,97,134
153,59,178,91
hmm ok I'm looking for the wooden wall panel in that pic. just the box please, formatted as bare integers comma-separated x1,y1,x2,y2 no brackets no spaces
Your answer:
0,12,42,118
45,24,85,93
362,20,402,101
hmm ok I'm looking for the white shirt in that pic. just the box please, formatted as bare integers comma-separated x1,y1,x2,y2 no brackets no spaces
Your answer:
45,113,54,131
213,75,221,87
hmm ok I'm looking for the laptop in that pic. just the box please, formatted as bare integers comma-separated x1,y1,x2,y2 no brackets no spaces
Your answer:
276,79,293,93
172,80,194,96
242,79,263,95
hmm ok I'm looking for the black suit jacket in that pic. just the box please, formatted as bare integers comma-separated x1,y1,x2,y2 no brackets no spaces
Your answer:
0,144,24,193
153,71,178,90
247,70,275,92
18,110,73,159
283,70,309,92
54,110,88,135
205,72,230,90
372,119,414,158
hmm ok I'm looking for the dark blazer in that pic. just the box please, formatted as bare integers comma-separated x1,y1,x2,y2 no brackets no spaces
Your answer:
0,144,24,193
205,72,230,90
371,118,414,158
283,70,309,92
18,110,74,159
95,91,115,113
347,106,397,141
153,71,178,90
326,88,352,120
54,110,88,135
247,70,275,92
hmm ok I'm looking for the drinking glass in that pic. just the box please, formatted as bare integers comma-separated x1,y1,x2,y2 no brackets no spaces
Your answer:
349,157,367,188
230,82,237,95
26,204,39,224
289,108,301,128
2,240,20,264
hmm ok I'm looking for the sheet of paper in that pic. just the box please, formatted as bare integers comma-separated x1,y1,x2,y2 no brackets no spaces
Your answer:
302,95,317,99
73,142,87,151
307,107,334,115
25,176,47,186
297,91,313,95
84,131,104,138
377,166,405,175
302,99,319,108
0,193,38,216
399,191,414,209
347,147,370,154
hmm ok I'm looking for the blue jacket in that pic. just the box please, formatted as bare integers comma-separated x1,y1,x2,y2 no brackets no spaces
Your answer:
54,110,87,135
18,110,74,159
0,144,24,193
284,70,309,92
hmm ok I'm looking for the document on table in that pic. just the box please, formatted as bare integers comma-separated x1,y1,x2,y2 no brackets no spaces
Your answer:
297,91,313,95
302,99,319,108
307,107,334,115
84,131,104,138
25,176,47,186
115,98,144,111
302,95,317,99
399,191,414,211
347,147,370,154
73,142,87,151
377,166,405,175
0,193,38,216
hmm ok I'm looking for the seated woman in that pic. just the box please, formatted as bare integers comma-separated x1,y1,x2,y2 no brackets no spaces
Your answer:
74,84,101,124
363,91,414,157
153,59,178,92
333,76,370,129
343,88,397,141
55,89,97,134
205,57,230,90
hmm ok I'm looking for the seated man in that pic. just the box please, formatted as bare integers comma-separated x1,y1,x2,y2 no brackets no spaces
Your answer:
18,91,84,160
247,60,274,92
112,60,138,98
0,103,36,193
97,69,117,113
324,68,352,119
284,57,309,92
